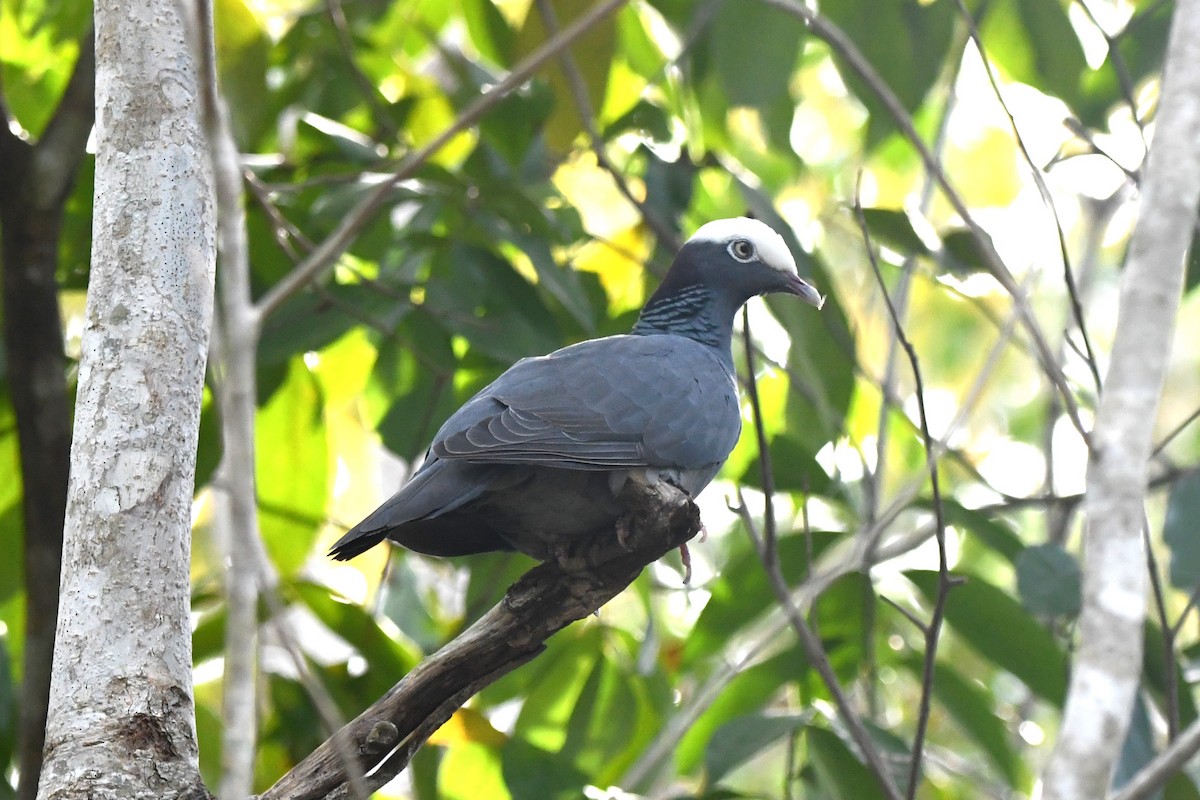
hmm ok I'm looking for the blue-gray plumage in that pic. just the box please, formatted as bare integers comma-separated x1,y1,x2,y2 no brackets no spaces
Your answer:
330,217,823,561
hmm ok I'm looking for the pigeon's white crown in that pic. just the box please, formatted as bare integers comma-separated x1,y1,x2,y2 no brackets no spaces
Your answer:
688,217,798,275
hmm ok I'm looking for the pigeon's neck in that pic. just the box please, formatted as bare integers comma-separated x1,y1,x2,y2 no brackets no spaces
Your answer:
631,284,741,359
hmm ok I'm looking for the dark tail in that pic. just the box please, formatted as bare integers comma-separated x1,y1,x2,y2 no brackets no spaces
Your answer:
328,528,387,561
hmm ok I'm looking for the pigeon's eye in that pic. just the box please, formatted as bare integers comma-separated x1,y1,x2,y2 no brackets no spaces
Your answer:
729,239,755,262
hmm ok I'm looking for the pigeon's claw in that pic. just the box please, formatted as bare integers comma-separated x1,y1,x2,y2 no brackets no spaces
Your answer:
679,542,692,584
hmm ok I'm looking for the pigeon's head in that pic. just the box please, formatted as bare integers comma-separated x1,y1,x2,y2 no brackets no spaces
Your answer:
670,217,825,309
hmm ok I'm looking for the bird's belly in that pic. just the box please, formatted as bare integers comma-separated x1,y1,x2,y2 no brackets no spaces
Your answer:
478,468,626,559
476,464,718,560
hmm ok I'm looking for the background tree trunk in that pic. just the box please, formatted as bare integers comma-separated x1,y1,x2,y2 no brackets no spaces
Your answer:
0,36,94,800
34,0,216,795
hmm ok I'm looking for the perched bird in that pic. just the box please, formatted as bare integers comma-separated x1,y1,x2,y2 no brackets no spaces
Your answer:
330,217,823,563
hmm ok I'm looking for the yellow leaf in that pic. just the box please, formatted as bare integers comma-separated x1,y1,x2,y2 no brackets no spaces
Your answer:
427,707,508,747
574,225,649,315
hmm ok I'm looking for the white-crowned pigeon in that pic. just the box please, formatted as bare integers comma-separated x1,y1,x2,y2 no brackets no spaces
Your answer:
330,217,823,561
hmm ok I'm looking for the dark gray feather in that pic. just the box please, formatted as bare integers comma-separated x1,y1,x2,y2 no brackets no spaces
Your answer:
430,334,741,471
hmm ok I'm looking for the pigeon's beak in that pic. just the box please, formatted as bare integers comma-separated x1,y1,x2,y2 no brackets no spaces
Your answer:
783,273,825,309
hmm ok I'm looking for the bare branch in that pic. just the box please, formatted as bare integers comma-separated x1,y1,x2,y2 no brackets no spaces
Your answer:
260,480,701,800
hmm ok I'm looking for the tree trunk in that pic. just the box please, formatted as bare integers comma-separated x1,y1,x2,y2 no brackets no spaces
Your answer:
1039,1,1200,797
35,0,215,796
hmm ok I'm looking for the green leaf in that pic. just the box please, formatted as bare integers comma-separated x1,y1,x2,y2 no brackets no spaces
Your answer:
907,570,1068,706
478,86,555,166
704,713,805,787
1078,2,1171,127
642,147,697,229
977,0,1087,109
710,0,805,109
604,99,672,143
822,0,956,147
1164,470,1200,589
379,557,447,653
1166,772,1200,800
502,737,589,800
0,634,14,778
462,0,515,65
255,359,329,575
0,503,22,608
422,243,564,363
676,646,809,773
1142,623,1198,727
558,637,666,783
941,228,994,276
195,390,222,490
258,284,410,366
1016,543,1082,617
739,187,856,459
514,626,605,751
805,725,887,800
372,330,458,461
1112,692,1156,795
932,500,1024,565
298,112,383,163
859,208,931,257
740,434,834,497
507,229,596,333
292,581,420,698
215,0,271,146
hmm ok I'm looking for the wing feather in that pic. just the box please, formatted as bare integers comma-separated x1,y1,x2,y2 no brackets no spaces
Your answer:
428,335,741,471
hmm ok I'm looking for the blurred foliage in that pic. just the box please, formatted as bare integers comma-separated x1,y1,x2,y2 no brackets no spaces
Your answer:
3,0,1200,797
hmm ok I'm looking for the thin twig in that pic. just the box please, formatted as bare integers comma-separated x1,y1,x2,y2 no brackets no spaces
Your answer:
952,0,1101,392
1152,403,1200,457
760,0,1089,441
739,315,904,800
733,491,904,800
532,0,681,251
853,175,952,800
1108,717,1200,800
1141,519,1179,739
1075,0,1146,130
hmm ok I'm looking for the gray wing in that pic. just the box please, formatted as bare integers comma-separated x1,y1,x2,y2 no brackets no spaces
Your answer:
429,334,742,471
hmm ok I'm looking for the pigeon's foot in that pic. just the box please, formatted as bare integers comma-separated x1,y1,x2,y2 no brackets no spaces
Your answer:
678,542,692,584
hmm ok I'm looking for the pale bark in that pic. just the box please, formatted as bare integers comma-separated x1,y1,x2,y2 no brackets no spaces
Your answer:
35,0,215,796
1040,2,1200,798
205,57,263,800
